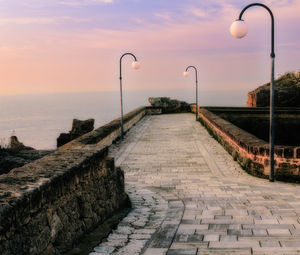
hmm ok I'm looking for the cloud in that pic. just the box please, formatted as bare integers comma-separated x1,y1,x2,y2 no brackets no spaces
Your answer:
64,0,300,54
15,0,114,7
0,18,58,25
59,0,114,7
154,12,171,21
132,18,143,25
264,0,295,7
0,16,91,25
190,8,208,18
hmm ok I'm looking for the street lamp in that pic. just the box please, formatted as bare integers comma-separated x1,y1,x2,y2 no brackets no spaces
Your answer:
119,52,140,139
230,3,275,182
183,66,198,120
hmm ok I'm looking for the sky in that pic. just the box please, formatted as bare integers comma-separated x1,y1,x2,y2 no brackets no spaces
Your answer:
0,0,299,95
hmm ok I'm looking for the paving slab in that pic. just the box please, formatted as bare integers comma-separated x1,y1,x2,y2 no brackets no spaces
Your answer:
90,113,300,254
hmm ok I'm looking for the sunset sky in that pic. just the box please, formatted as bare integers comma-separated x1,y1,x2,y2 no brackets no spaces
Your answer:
0,0,299,95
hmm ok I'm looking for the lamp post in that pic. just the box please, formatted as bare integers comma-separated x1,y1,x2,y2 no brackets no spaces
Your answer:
119,52,140,139
183,66,198,120
230,3,275,182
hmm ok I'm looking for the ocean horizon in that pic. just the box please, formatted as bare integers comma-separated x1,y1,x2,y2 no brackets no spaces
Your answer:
0,89,247,150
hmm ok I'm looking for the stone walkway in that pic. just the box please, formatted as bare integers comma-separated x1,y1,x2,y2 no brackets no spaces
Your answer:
91,113,300,255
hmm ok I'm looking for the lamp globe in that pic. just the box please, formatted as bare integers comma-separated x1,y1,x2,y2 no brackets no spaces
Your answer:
230,20,248,39
132,61,140,70
183,71,189,77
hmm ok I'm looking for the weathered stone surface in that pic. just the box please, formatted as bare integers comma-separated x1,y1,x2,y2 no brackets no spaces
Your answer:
0,150,128,255
71,119,94,136
148,97,190,114
90,184,169,255
94,113,300,254
57,118,95,147
247,72,300,107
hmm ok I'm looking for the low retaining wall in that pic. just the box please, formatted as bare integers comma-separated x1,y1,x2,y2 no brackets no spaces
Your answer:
191,105,300,182
0,107,147,255
206,107,300,146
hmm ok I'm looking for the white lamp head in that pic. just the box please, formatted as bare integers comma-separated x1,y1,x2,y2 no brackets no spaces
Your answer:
230,20,248,39
132,61,140,70
183,71,189,77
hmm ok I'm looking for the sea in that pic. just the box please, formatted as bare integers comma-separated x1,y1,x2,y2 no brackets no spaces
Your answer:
0,89,247,150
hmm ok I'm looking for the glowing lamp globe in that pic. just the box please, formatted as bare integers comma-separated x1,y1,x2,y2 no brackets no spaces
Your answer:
183,71,189,77
132,61,140,70
230,20,248,39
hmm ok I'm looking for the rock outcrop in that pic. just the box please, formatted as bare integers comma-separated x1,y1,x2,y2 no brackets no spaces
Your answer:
247,72,300,107
0,136,52,174
57,118,94,147
148,97,190,113
9,136,34,152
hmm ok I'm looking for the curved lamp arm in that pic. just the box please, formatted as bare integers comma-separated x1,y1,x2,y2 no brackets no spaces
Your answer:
120,52,138,80
185,65,198,83
238,3,275,58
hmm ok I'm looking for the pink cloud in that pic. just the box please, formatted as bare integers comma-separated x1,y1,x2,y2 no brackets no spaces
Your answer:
0,0,299,95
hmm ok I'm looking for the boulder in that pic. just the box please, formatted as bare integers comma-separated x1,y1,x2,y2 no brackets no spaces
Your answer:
57,119,94,147
247,72,300,107
148,97,191,113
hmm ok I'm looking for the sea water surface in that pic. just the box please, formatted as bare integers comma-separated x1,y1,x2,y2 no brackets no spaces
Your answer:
0,89,246,149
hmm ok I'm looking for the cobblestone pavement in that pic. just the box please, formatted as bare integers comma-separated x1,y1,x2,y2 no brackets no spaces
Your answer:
91,113,300,255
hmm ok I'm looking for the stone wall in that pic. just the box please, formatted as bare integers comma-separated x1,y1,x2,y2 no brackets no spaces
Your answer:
191,105,300,182
0,107,147,255
207,107,300,146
